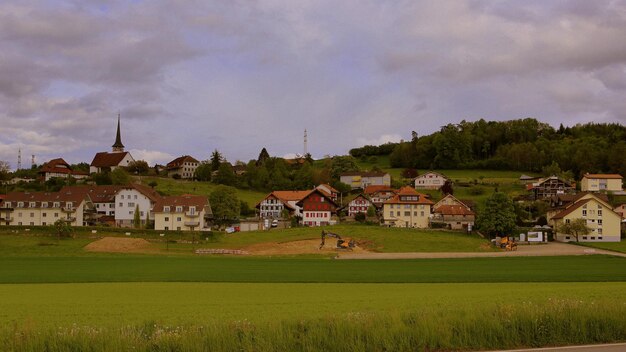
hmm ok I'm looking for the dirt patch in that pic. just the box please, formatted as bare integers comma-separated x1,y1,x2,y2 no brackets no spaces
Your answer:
243,239,370,256
84,237,155,253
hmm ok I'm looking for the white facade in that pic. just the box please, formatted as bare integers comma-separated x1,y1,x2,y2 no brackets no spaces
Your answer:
347,196,372,217
114,188,154,227
89,153,135,174
94,202,116,216
414,172,448,190
301,211,333,226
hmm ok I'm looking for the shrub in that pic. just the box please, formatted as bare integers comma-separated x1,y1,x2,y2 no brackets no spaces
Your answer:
354,213,366,223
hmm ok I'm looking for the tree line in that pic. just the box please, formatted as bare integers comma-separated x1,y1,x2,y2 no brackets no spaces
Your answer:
350,119,626,177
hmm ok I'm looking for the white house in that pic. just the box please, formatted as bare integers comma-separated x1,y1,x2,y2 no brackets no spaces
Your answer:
340,172,391,190
166,155,200,179
414,171,448,190
90,115,135,174
114,184,161,227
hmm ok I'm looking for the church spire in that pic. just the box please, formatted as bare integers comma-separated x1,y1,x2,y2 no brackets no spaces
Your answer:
112,113,125,152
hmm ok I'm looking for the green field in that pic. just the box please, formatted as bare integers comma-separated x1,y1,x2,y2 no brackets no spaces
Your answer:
583,241,626,254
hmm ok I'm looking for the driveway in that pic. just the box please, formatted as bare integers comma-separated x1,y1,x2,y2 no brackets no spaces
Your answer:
337,242,626,259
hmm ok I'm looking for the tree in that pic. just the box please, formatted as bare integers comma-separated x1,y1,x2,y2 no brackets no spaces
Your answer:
367,205,377,217
210,150,223,171
293,163,314,190
256,148,270,166
194,162,212,182
354,212,366,223
214,163,236,186
401,168,418,179
0,160,10,182
53,219,73,239
92,172,112,185
148,180,158,189
127,160,150,175
542,161,561,177
110,168,130,185
440,180,454,196
557,218,590,242
209,185,241,226
476,192,517,238
133,204,141,228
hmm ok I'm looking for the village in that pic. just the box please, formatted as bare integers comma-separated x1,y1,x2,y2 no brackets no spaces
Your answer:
1,116,624,244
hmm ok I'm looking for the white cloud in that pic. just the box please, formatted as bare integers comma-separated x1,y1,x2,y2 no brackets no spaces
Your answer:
356,134,404,147
129,149,176,166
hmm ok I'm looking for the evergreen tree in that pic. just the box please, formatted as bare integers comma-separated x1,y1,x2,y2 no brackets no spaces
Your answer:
210,150,223,171
256,148,270,166
133,204,141,228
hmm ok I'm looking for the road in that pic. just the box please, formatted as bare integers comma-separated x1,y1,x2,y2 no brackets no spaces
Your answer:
337,242,626,259
489,342,626,352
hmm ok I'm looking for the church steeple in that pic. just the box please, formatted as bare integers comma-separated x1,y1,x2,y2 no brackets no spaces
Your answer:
112,113,125,153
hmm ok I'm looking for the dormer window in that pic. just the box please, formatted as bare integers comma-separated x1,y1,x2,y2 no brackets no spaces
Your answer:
66,202,73,210
189,206,196,214
29,202,36,208
4,202,10,208
163,206,170,213
53,202,60,208
42,202,48,208
176,206,183,213
17,202,24,208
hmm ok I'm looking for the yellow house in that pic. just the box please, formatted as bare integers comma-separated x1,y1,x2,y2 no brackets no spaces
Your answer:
382,186,433,228
153,195,212,231
0,189,93,227
551,193,621,242
581,174,623,192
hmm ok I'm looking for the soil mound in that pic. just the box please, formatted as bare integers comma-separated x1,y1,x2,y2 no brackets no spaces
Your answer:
84,237,154,253
244,239,369,256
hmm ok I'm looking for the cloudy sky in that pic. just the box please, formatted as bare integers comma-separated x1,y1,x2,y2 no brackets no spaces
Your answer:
1,0,625,168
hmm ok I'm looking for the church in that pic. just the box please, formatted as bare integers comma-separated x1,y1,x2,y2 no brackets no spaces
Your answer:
89,115,135,174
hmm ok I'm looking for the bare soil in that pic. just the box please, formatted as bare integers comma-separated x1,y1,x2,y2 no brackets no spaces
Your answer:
243,239,369,256
84,237,156,253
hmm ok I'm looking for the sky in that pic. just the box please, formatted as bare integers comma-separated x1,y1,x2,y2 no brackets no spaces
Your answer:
1,0,625,169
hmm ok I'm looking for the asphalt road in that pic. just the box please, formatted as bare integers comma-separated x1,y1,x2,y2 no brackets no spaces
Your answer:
489,343,626,352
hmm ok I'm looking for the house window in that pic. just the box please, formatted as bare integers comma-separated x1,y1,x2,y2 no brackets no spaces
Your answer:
598,210,602,216
30,213,34,217
177,217,182,222
53,202,60,208
119,203,123,207
598,229,603,235
582,210,587,216
17,202,24,208
165,226,169,230
42,202,48,208
598,220,603,226
176,206,183,213
42,213,46,217
128,202,134,207
4,202,10,208
565,219,570,224
164,206,170,212
54,213,58,218
583,236,587,240
121,195,124,199
134,195,137,199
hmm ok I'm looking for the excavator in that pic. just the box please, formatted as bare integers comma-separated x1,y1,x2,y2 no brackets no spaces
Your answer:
319,230,356,250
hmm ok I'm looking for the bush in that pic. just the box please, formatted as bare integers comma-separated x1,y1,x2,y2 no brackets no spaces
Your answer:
468,186,485,195
354,213,366,223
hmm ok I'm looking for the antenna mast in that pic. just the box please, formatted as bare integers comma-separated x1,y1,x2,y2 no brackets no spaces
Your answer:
31,155,35,168
304,129,308,156
17,148,22,170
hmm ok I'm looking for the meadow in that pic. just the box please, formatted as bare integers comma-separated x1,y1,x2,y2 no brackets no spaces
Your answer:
2,282,626,351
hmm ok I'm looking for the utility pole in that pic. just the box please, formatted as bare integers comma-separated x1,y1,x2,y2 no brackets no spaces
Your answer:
304,129,308,156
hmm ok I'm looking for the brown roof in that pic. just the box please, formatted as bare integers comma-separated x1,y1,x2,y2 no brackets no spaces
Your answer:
3,188,91,208
60,185,125,203
166,155,199,169
39,158,88,176
384,187,433,205
317,184,339,193
551,199,592,220
153,195,210,214
364,185,395,195
271,190,312,202
434,205,475,216
415,171,448,180
340,171,389,178
90,152,130,167
295,189,339,207
583,173,623,180
124,183,162,203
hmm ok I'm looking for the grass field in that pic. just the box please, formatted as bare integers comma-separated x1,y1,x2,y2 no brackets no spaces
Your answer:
1,282,625,351
2,255,626,284
582,241,626,254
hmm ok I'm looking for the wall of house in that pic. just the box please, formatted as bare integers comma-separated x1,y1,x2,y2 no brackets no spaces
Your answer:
582,178,623,192
115,189,153,227
383,203,430,228
348,198,371,216
415,173,447,189
259,197,286,219
168,162,199,179
5,202,84,227
154,210,205,231
552,200,621,242
301,193,335,226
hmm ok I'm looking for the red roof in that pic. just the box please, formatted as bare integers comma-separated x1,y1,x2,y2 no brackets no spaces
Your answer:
90,152,130,167
39,158,88,176
3,188,91,207
295,189,339,207
166,155,199,169
271,190,312,202
364,185,395,195
551,199,592,220
434,205,475,216
60,185,125,203
317,184,339,194
384,187,433,205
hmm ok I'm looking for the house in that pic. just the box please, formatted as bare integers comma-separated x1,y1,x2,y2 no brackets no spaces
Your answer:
340,172,391,190
346,194,373,217
296,189,338,226
414,171,449,190
316,184,339,202
430,194,475,230
581,173,623,192
0,188,94,227
60,185,124,220
89,115,135,173
528,176,575,200
550,193,622,242
38,158,88,181
232,164,247,176
547,193,609,222
114,184,162,227
256,190,311,219
364,185,397,209
153,195,212,231
166,155,199,179
382,186,433,228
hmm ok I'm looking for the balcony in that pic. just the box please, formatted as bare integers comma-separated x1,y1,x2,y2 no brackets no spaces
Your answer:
63,217,76,222
0,216,13,221
184,221,200,227
185,211,199,218
62,207,75,213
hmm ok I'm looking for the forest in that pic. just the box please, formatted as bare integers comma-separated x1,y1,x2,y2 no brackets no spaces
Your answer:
350,119,626,177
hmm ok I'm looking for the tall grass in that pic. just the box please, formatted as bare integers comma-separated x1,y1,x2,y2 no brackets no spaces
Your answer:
3,299,625,351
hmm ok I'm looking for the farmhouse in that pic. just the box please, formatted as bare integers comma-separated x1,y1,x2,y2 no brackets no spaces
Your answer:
364,185,396,208
430,194,475,230
296,188,338,226
414,171,448,190
580,173,623,192
528,176,575,200
153,195,212,231
346,194,373,217
315,184,339,202
382,186,433,228
550,193,622,242
38,158,88,181
340,171,391,190
256,190,311,219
